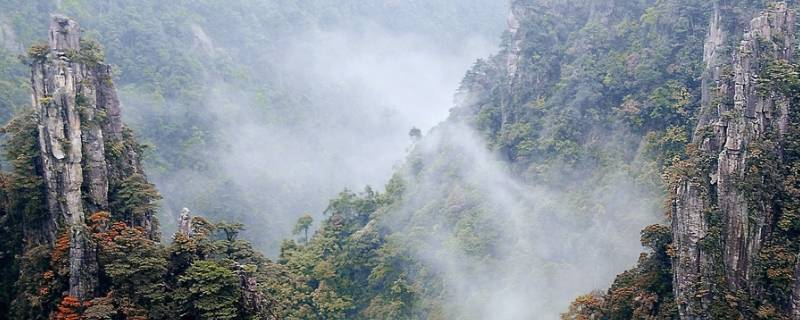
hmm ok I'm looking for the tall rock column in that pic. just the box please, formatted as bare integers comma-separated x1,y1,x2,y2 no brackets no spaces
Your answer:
31,14,97,301
718,3,794,293
29,15,162,302
672,3,729,317
671,3,796,318
671,178,712,319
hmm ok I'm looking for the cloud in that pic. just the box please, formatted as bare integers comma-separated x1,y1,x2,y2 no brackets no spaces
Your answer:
127,22,499,254
384,122,659,319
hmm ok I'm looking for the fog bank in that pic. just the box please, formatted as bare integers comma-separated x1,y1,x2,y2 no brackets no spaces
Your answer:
385,123,659,319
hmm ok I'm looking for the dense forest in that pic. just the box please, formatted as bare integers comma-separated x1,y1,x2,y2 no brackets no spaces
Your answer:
2,0,800,319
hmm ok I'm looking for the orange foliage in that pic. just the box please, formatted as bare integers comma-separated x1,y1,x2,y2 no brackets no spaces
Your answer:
93,220,156,258
562,291,605,320
53,295,82,320
88,211,111,232
93,221,128,247
52,231,70,265
111,222,128,233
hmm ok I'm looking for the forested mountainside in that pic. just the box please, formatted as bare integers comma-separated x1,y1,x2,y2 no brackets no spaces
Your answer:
1,16,398,320
4,1,800,320
276,0,800,318
563,2,800,319
0,0,506,252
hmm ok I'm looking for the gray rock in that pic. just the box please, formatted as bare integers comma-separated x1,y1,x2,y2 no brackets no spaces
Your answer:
178,207,192,236
33,15,95,301
29,15,159,303
672,3,797,318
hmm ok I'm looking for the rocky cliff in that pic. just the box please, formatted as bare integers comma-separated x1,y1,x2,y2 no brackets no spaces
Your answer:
0,15,290,319
6,3,800,319
28,14,157,303
566,2,800,319
672,3,799,318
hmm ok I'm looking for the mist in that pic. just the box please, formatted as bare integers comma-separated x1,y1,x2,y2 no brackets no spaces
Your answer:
0,1,686,319
385,122,660,319
126,5,657,315
127,21,501,253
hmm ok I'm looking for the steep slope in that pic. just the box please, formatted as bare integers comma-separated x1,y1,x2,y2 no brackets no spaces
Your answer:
277,1,800,319
0,16,329,320
26,13,159,303
672,3,799,318
0,0,507,253
276,0,720,318
566,2,800,319
6,2,800,320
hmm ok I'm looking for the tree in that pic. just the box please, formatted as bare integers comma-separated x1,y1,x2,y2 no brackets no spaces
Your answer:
92,220,170,318
110,173,161,227
293,214,314,244
408,127,422,141
53,295,82,320
212,221,261,264
176,261,241,320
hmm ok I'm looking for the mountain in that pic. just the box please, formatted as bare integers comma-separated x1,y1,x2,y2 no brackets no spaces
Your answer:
0,0,506,253
276,0,800,319
3,1,800,320
0,16,316,320
564,2,800,319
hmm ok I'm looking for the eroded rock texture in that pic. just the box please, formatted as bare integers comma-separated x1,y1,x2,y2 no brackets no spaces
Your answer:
672,3,797,318
29,14,158,302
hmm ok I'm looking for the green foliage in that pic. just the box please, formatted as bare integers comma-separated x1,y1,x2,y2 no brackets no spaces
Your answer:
0,111,52,318
0,0,508,254
456,0,711,187
82,294,115,320
88,214,309,320
93,221,170,318
564,224,677,320
176,260,241,320
2,111,48,226
747,59,800,315
65,38,105,66
26,42,48,61
0,109,304,319
562,291,605,320
8,244,63,319
643,125,689,167
408,127,422,141
293,214,313,244
109,173,161,224
277,185,425,319
212,221,263,264
6,1,800,320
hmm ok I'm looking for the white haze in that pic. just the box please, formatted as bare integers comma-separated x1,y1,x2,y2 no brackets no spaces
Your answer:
386,123,659,319
133,24,499,253
278,26,497,131
112,2,658,317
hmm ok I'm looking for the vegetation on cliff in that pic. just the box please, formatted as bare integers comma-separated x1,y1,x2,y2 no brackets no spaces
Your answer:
3,1,800,319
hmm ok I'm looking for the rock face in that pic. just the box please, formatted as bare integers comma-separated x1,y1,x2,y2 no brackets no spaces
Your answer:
672,3,797,318
29,15,157,302
719,3,794,294
178,207,192,235
503,0,584,126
